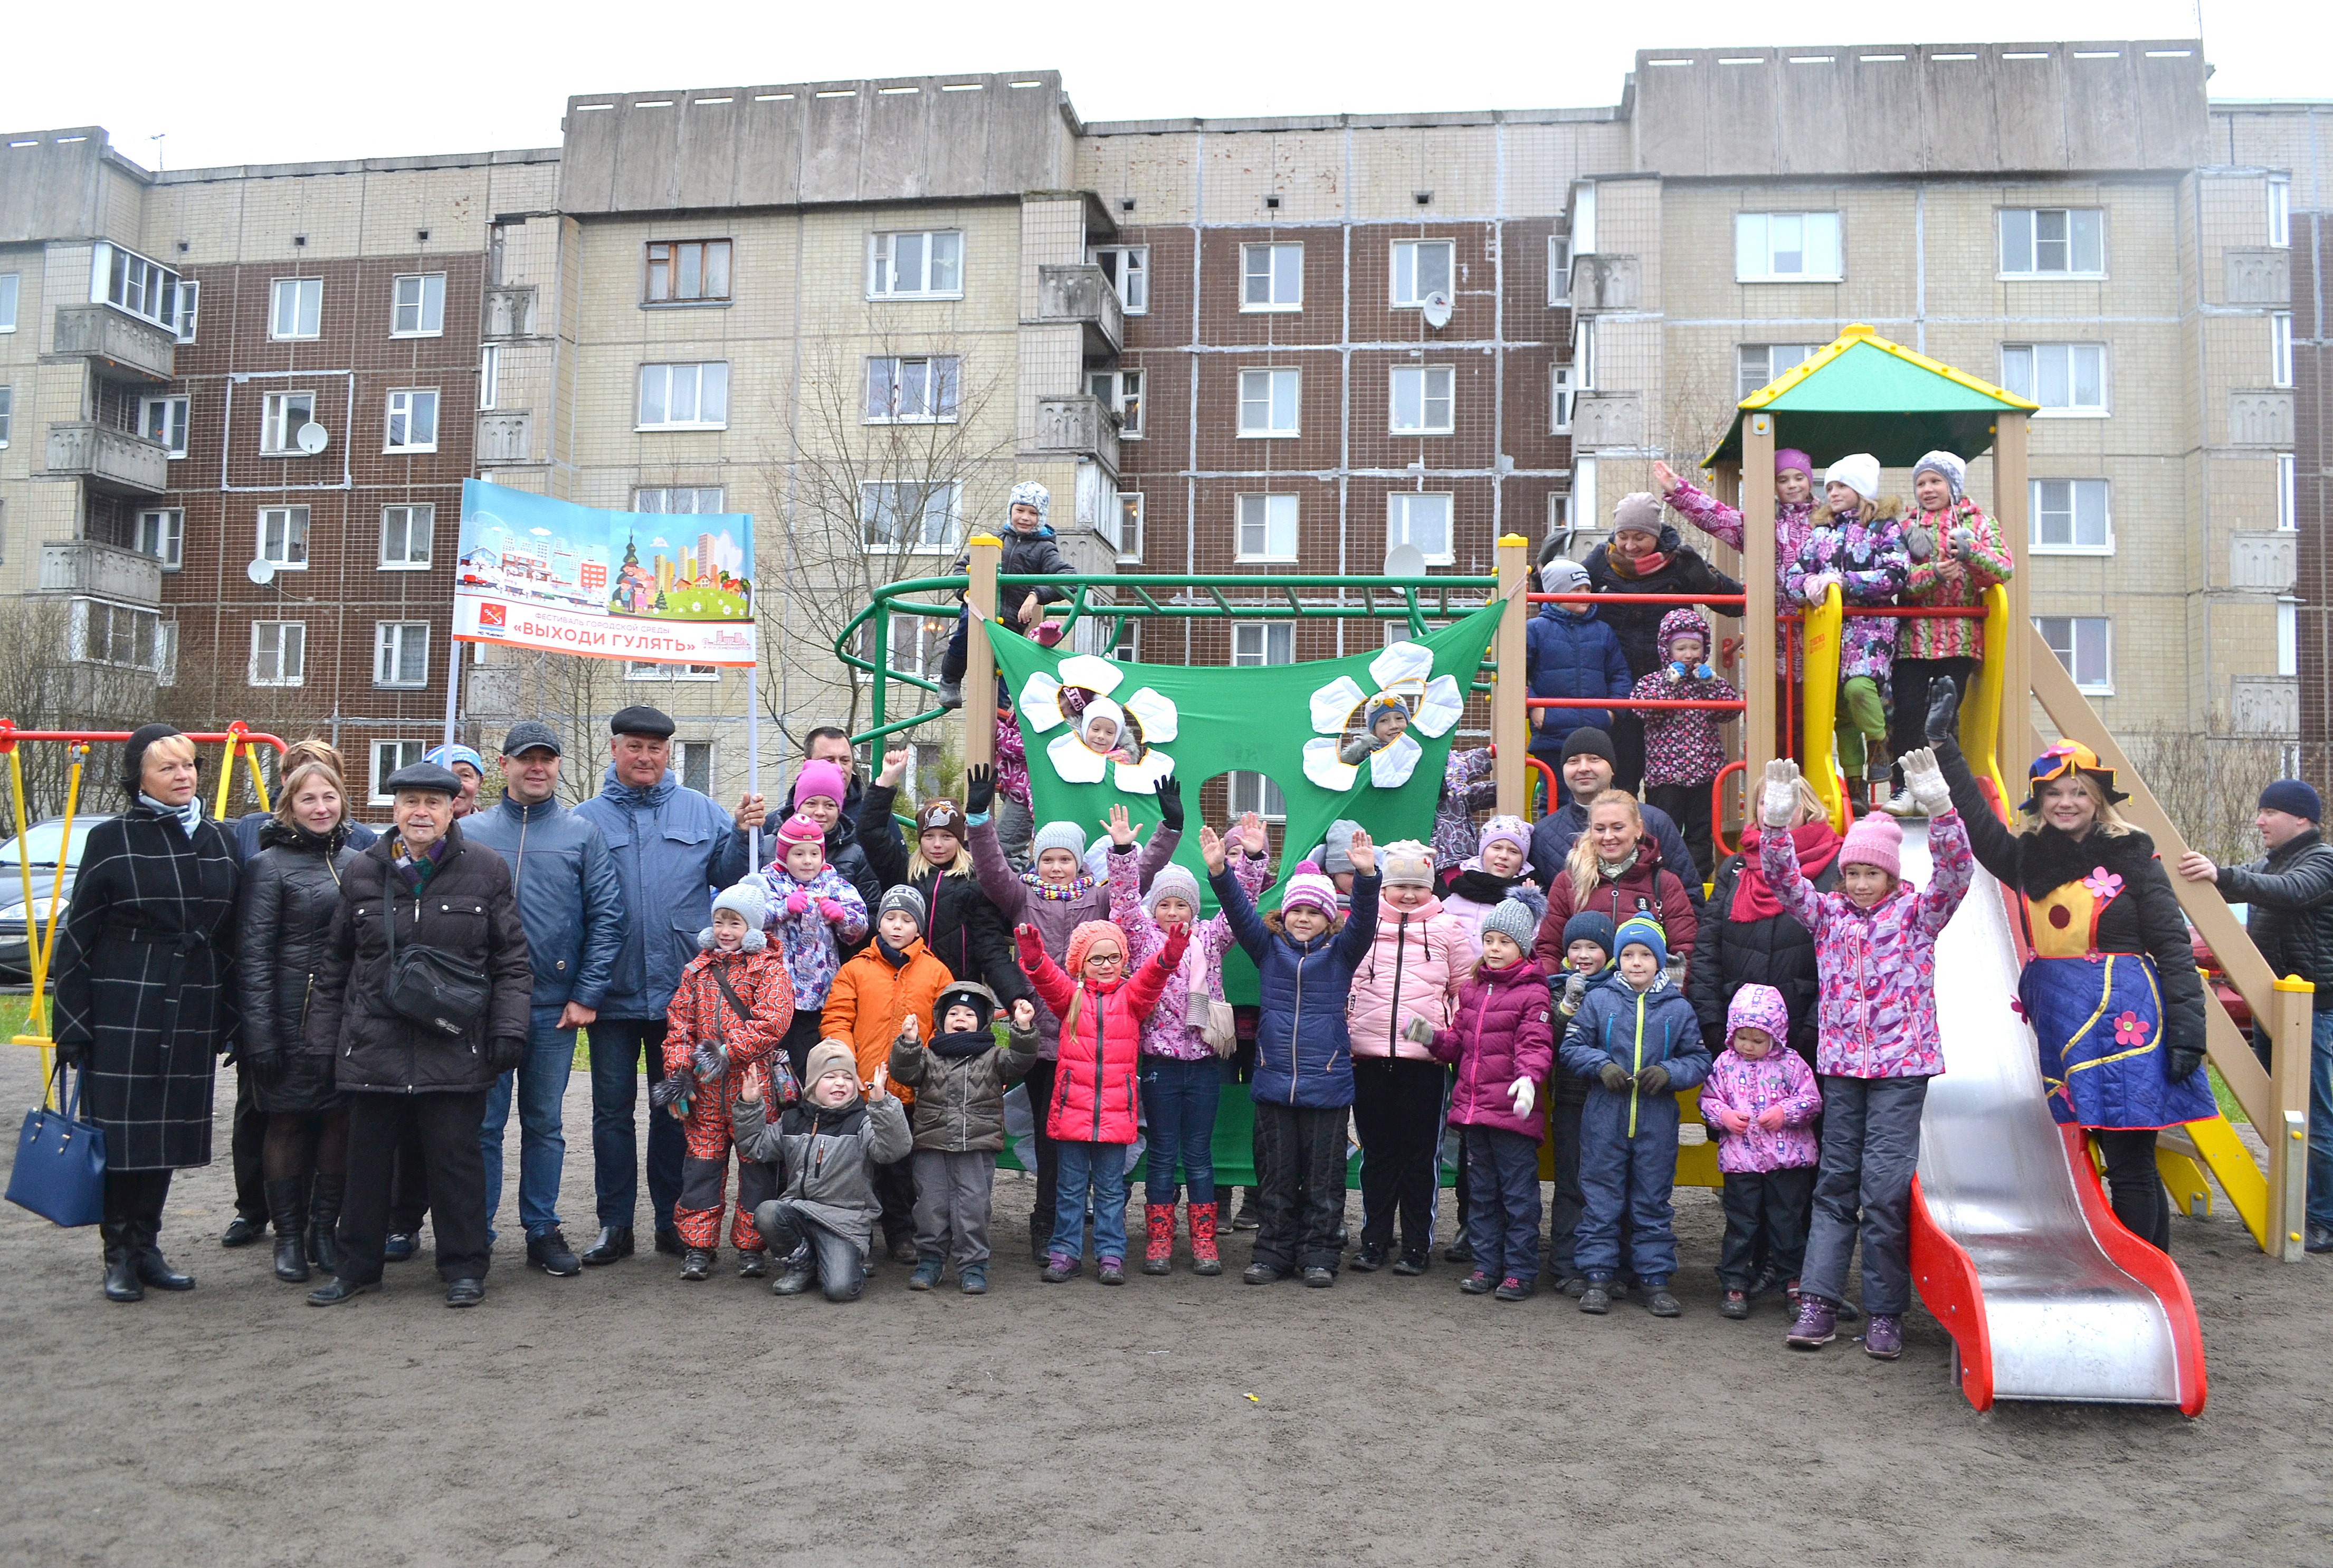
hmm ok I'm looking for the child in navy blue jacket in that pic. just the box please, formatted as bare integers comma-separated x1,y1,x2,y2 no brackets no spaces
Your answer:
1528,558,1634,779
1204,823,1379,1288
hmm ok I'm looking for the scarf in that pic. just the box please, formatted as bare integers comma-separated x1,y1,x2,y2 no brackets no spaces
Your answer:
1597,848,1640,882
1446,865,1522,906
1606,549,1670,580
1730,820,1843,921
390,831,450,891
929,1030,993,1061
140,793,200,838
874,936,912,969
1022,872,1098,902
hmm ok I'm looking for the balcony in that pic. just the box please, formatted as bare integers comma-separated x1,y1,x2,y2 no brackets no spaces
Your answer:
39,540,163,606
1035,264,1123,359
477,412,533,464
45,423,169,495
1030,394,1120,476
1567,253,1641,312
52,305,176,383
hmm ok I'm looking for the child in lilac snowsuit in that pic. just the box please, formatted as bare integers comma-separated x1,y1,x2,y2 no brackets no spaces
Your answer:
1698,984,1822,1319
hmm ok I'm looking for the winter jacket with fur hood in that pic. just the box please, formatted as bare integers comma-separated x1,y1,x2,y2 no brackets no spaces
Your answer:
1349,893,1475,1060
1427,957,1556,1139
1583,521,1744,679
1018,922,1188,1143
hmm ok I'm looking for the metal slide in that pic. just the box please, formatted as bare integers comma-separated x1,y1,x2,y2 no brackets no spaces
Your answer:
1901,820,2208,1414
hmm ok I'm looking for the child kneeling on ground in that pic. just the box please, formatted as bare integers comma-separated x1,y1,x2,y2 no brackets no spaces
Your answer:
1698,983,1821,1320
736,1041,911,1302
1560,915,1709,1317
1757,750,1970,1359
887,982,1039,1296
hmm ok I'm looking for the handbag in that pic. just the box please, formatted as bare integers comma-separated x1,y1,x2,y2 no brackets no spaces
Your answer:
6,1064,107,1228
382,885,492,1039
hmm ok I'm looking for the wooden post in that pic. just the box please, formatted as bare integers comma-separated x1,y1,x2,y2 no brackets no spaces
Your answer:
2268,975,2316,1261
1494,533,1529,817
1992,413,2037,770
1742,415,1778,787
964,534,1001,769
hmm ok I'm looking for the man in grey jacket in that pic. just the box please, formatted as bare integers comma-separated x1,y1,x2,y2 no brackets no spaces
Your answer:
465,722,627,1276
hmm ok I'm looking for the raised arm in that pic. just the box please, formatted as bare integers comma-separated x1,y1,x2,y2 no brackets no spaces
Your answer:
1015,924,1076,1016
966,812,1029,925
1662,479,1746,551
1206,861,1270,965
1915,809,1976,936
1123,924,1192,1019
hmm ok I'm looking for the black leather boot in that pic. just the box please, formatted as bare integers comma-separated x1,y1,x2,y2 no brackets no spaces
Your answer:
264,1178,310,1283
579,1226,633,1265
132,1174,194,1292
305,1174,345,1277
101,1221,143,1303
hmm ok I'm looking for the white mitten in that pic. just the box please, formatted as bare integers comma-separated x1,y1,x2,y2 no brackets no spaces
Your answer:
1904,528,1934,563
1403,1017,1437,1047
1901,747,1953,815
1509,1077,1536,1120
1760,757,1802,828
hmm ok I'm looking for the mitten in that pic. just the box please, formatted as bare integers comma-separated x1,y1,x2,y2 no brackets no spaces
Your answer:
1694,662,1716,682
1668,661,1689,681
816,897,848,924
1635,1063,1670,1095
1901,747,1953,815
488,1036,526,1073
2167,1044,2206,1082
1509,1077,1536,1119
964,763,996,816
1560,971,1589,1014
1760,757,1801,828
1949,525,1977,559
692,1041,728,1082
784,890,809,917
1403,1017,1437,1046
1926,681,1961,744
1905,527,1934,562
1155,774,1184,831
1597,1061,1632,1092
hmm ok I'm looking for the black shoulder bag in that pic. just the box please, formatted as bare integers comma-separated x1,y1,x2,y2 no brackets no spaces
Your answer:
382,883,493,1039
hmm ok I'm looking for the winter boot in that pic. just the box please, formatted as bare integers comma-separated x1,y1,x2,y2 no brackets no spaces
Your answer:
304,1174,344,1278
909,1256,944,1291
1231,1191,1262,1231
1863,1313,1904,1360
680,1248,715,1281
1787,1295,1839,1349
264,1178,311,1283
1143,1203,1175,1275
1188,1202,1222,1276
101,1220,143,1303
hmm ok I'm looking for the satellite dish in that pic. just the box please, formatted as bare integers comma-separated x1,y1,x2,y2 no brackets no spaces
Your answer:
1384,542,1427,578
1421,290,1452,330
294,422,329,455
246,558,277,586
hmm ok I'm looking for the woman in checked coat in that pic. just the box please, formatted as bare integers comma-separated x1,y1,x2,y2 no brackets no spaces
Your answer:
52,724,242,1303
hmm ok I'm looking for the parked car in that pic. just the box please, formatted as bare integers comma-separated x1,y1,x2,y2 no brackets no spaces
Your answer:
0,815,115,984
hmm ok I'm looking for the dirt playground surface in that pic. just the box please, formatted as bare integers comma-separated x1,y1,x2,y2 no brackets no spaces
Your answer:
2,1044,2327,1568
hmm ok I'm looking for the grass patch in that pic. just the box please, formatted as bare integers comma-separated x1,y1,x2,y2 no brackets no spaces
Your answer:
2209,1064,2248,1124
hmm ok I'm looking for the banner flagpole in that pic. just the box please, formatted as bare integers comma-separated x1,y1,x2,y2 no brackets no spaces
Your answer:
441,635,461,749
746,659,761,872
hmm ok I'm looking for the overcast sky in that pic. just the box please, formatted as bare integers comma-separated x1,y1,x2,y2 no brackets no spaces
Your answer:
14,0,2322,173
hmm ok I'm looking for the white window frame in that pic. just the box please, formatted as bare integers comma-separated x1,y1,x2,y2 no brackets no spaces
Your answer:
1231,622,1294,667
1389,492,1455,567
260,391,317,455
1237,368,1300,437
864,355,960,423
89,243,180,333
2271,312,2293,389
0,385,10,447
2028,478,2113,555
155,622,178,686
1998,208,2106,279
1550,365,1575,434
2033,615,2112,694
69,598,161,671
0,273,15,333
1389,366,1455,435
1548,492,1574,543
1089,368,1143,438
645,239,733,304
478,342,501,411
866,230,964,300
1572,456,1598,543
1226,771,1288,824
636,362,730,431
1234,493,1298,563
1547,236,1572,305
859,482,962,554
2279,598,2299,678
374,622,430,688
1573,319,1596,389
270,277,321,340
1110,620,1140,665
633,487,726,515
258,505,311,569
139,395,188,458
1734,212,1842,282
2268,176,2292,248
624,662,720,682
368,740,425,804
2279,452,2298,532
251,622,308,688
1738,343,1816,400
2001,343,2109,417
672,740,716,795
1091,246,1148,314
1113,491,1144,564
1391,240,1455,308
173,279,198,344
1240,243,1303,311
379,504,434,570
385,388,439,453
391,273,446,338
135,509,184,571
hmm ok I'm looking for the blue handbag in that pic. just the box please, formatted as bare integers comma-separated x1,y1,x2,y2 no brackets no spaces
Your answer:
6,1065,106,1228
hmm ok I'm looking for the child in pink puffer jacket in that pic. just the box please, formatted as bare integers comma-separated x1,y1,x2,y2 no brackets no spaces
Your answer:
1346,840,1476,1275
1699,984,1822,1319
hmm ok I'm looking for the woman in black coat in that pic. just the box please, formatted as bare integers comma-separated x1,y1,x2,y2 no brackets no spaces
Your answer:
858,748,1026,1003
303,762,533,1308
1686,771,1844,1067
1582,503,1745,792
237,754,364,1284
52,725,240,1303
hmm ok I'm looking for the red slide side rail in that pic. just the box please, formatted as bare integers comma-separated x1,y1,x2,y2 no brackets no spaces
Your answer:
2059,1124,2210,1417
1909,1176,1995,1410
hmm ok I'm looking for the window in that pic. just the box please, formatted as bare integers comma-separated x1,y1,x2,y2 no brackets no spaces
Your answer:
859,482,960,552
70,599,160,670
2281,452,2298,532
2269,177,2291,248
1547,236,1572,305
1389,366,1455,434
1738,343,1816,399
1548,492,1574,544
251,622,307,687
379,504,434,569
2280,598,2299,678
633,487,725,514
174,279,198,343
385,389,439,452
1241,243,1302,310
1550,365,1575,434
624,662,719,681
1389,492,1454,566
867,231,963,299
259,505,310,568
479,342,501,410
1113,492,1144,563
673,741,714,795
2001,343,2107,415
1235,494,1298,561
0,386,9,446
1232,623,1293,666
2033,616,2111,693
1734,212,1842,281
0,273,18,331
645,240,731,303
155,623,178,686
90,244,180,332
636,362,729,429
862,613,950,681
1237,368,1300,436
135,509,183,570
1092,246,1147,313
2029,479,2112,552
1088,369,1143,437
391,273,445,337
2272,312,2293,389
270,278,321,339
1999,209,2105,277
1111,620,1140,664
369,740,424,803
1226,771,1287,823
1572,456,1598,544
139,396,188,458
864,356,960,422
1573,318,1596,388
260,392,316,454
375,622,430,687
1392,240,1454,307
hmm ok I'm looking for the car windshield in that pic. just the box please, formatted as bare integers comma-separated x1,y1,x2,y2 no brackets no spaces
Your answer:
0,817,106,869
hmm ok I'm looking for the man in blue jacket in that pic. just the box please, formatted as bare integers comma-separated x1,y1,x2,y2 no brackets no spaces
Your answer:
1530,728,1707,912
1527,558,1633,775
464,721,626,1277
570,705,765,1263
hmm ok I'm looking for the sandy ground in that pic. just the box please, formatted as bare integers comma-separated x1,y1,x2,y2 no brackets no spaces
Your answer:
2,1047,2328,1568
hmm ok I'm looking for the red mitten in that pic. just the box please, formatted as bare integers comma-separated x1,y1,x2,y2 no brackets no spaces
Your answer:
784,890,809,917
816,897,847,924
1015,923,1046,969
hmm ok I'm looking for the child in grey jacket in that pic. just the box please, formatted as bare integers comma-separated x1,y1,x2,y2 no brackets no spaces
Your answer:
887,982,1040,1295
738,1040,912,1302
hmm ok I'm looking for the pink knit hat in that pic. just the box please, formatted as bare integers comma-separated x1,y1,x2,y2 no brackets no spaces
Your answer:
775,812,826,849
792,759,849,810
1065,919,1130,976
1838,812,1902,879
1279,861,1340,921
1775,448,1813,478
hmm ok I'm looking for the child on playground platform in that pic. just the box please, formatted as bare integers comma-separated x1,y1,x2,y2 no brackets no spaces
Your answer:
762,813,870,1082
1698,984,1822,1320
1527,557,1634,776
1339,695,1414,765
1631,606,1739,883
1788,454,1909,805
1879,450,2014,818
1584,493,1744,794
735,1041,911,1303
1653,448,1820,611
937,480,1074,709
822,885,954,1263
1757,749,1970,1361
886,982,1039,1295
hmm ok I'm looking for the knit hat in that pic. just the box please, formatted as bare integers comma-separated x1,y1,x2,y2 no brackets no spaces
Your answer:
1279,861,1340,921
1656,606,1710,653
775,812,826,850
1614,915,1668,968
791,759,849,810
1775,448,1813,478
119,723,191,800
1032,821,1087,862
1478,815,1531,861
1839,811,1903,879
1561,728,1615,764
1612,492,1663,536
1479,884,1548,950
1824,453,1881,503
425,743,487,778
916,799,968,837
1008,479,1051,525
1911,450,1967,501
803,1040,860,1095
1143,862,1204,918
933,980,998,1035
2260,779,2322,823
1318,820,1363,875
1364,694,1409,733
1560,909,1617,961
1065,919,1130,976
1726,983,1790,1051
1380,839,1435,888
1540,557,1590,595
877,884,927,936
711,878,769,930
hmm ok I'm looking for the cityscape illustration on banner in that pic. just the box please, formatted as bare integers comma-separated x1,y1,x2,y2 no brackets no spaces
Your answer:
450,479,756,666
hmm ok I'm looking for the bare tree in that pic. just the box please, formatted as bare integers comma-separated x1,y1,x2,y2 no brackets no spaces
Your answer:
475,650,625,805
2125,712,2289,868
0,600,168,821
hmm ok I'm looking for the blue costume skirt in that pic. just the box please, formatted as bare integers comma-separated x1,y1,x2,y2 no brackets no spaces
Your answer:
2018,954,2217,1132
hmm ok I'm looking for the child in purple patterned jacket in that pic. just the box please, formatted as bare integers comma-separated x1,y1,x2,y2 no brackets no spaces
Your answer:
1699,984,1822,1320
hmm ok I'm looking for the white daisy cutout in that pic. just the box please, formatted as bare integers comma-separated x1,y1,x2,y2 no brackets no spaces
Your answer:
1035,677,1183,792
1018,653,1124,735
1047,730,1109,783
1115,749,1176,791
1300,643,1461,790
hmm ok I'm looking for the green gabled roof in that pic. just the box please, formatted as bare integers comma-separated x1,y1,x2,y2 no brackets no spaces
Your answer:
1706,324,2039,470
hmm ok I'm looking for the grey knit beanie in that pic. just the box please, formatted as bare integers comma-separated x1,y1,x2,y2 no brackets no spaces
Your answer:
1032,820,1087,862
877,883,927,936
1479,885,1548,950
1144,862,1204,918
